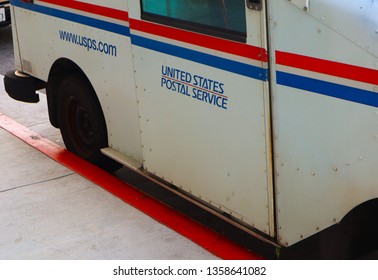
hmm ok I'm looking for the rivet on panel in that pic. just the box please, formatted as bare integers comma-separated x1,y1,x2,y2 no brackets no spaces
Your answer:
311,171,316,176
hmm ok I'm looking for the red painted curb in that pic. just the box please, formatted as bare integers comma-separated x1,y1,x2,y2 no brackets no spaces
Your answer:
0,113,263,260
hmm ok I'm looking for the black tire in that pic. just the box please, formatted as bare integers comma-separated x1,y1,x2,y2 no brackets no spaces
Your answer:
57,73,121,172
4,70,43,103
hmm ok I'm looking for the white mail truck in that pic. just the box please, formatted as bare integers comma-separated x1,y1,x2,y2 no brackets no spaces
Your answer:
4,0,378,258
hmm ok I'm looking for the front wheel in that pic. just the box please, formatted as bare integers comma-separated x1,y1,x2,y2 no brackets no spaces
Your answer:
57,73,121,171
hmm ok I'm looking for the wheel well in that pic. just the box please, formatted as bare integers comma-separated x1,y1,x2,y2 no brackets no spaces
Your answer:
282,198,378,259
46,59,121,171
339,198,378,257
319,198,378,259
46,58,90,128
341,198,378,224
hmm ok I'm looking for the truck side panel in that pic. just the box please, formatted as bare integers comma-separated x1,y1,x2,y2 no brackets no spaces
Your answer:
269,0,378,246
129,0,274,235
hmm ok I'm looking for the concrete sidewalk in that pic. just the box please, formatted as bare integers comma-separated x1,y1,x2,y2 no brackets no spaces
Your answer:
0,76,218,259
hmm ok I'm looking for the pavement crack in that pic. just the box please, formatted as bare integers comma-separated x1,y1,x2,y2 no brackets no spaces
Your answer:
26,121,50,128
0,172,75,194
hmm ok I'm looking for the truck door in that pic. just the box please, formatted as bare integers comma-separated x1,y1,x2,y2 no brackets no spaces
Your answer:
130,0,274,236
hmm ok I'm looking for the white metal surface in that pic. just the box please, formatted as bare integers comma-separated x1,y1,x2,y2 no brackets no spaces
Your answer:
131,2,273,235
289,0,310,12
268,0,378,246
311,0,378,58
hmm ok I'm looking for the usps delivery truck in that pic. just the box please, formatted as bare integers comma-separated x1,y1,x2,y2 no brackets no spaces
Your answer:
4,0,378,258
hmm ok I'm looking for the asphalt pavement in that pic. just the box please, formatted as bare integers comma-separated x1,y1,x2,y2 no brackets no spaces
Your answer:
0,25,14,75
